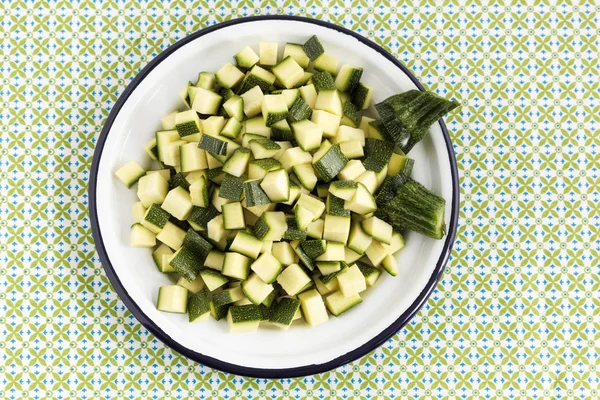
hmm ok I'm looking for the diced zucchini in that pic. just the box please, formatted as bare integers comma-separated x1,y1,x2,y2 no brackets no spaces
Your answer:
298,289,328,326
259,42,278,66
229,231,263,259
325,291,362,316
207,214,227,242
291,120,323,152
262,94,289,126
356,170,378,193
148,169,171,182
258,168,289,203
222,252,251,280
196,72,216,90
206,153,223,169
323,214,351,244
174,109,202,139
339,140,364,159
161,186,193,220
187,289,211,322
345,246,362,264
213,287,245,307
281,182,302,206
295,193,325,221
347,221,373,255
335,64,363,93
292,206,311,232
302,35,324,61
242,273,274,305
337,159,366,181
283,215,307,241
215,62,245,89
253,211,287,241
179,143,207,172
205,250,225,271
315,241,345,261
328,180,357,201
156,221,186,250
287,96,312,123
311,109,341,138
247,139,279,160
219,173,245,201
290,239,316,271
269,297,301,330
271,241,298,266
336,264,366,297
345,182,376,215
223,95,244,122
245,115,272,137
240,85,264,118
189,176,209,208
141,204,170,234
198,134,228,156
250,252,282,284
325,193,350,217
220,117,243,140
312,144,348,182
277,263,311,296
299,84,317,109
222,147,250,177
316,261,342,275
388,153,410,177
317,184,329,199
115,161,146,188
333,125,365,146
152,243,174,273
361,216,393,245
161,111,178,130
234,46,260,70
365,239,387,267
144,138,159,161
292,164,318,191
314,53,339,76
177,273,205,294
380,254,399,276
356,261,381,286
243,179,271,207
248,158,281,179
314,273,339,296
315,89,343,116
130,223,156,247
157,285,188,314
202,116,225,136
340,101,361,128
132,201,147,224
191,87,222,115
222,202,246,230
186,204,218,231
168,172,190,191
227,304,262,332
301,239,327,259
137,174,169,208
311,71,336,92
281,89,300,109
238,65,276,94
283,43,310,68
382,231,406,255
279,147,312,171
271,56,305,89
352,82,374,110
200,269,229,291
169,246,201,281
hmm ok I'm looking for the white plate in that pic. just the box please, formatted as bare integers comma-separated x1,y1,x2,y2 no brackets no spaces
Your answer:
89,16,459,378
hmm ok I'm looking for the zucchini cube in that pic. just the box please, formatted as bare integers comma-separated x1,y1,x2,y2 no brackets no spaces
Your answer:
262,94,289,126
277,263,311,296
271,56,305,89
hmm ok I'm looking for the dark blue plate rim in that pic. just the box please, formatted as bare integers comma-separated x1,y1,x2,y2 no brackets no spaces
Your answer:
88,15,460,379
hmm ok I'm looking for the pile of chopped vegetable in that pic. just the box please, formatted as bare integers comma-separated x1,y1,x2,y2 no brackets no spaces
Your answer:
114,36,459,332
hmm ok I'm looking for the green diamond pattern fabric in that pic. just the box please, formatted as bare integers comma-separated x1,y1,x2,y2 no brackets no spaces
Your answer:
1,1,599,398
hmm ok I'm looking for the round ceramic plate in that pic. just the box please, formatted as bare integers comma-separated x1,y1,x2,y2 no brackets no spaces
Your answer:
89,16,459,378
